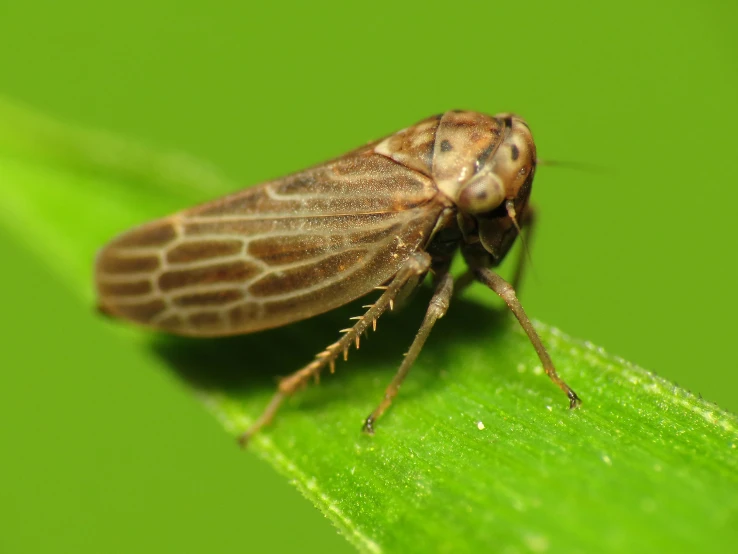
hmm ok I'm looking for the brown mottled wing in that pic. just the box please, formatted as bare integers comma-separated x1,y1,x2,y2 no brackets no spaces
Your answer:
95,149,445,337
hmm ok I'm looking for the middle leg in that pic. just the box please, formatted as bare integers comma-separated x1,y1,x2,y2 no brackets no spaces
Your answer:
362,268,454,434
239,252,433,445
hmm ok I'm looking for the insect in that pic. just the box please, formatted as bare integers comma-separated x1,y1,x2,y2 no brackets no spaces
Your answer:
95,110,581,445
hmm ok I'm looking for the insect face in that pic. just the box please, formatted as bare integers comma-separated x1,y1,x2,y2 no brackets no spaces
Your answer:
431,112,536,261
455,118,534,214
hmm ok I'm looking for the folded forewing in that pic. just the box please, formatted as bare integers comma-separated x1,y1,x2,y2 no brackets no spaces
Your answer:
95,151,445,336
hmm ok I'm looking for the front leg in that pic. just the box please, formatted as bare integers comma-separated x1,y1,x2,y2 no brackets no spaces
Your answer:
473,265,581,409
511,203,536,292
455,203,536,298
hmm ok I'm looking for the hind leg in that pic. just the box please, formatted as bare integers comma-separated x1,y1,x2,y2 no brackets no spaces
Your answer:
239,252,432,446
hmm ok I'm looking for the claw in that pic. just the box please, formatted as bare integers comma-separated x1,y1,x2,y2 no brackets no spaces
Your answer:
362,415,375,435
237,431,251,448
568,390,582,409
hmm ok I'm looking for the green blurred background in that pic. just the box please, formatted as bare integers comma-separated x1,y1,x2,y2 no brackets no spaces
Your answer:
1,1,736,553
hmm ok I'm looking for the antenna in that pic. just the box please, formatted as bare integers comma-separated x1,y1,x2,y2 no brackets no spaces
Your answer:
536,158,614,176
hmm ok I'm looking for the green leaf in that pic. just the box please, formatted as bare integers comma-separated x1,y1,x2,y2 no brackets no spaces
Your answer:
1,98,736,554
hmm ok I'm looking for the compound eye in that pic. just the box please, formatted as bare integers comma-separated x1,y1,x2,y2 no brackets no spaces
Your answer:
456,173,505,214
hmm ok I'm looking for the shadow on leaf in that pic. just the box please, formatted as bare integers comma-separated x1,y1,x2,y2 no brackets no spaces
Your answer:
150,287,512,401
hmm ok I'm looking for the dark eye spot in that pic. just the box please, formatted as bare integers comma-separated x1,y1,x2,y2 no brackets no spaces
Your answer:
475,142,497,173
475,189,487,200
440,139,453,152
510,144,519,161
519,167,527,176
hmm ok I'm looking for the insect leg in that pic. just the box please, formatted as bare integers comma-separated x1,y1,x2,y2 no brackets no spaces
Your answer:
362,267,454,434
473,268,581,408
239,252,433,446
454,204,536,298
511,204,536,292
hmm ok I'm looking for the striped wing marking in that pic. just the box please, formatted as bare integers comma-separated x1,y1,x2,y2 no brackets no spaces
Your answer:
95,151,445,336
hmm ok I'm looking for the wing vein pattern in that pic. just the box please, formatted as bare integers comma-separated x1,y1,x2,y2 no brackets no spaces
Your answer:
95,151,445,336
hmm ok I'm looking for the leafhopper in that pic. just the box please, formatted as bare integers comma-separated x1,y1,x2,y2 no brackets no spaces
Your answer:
95,110,581,444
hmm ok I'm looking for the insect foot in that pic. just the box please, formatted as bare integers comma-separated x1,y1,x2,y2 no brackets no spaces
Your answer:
362,416,376,435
